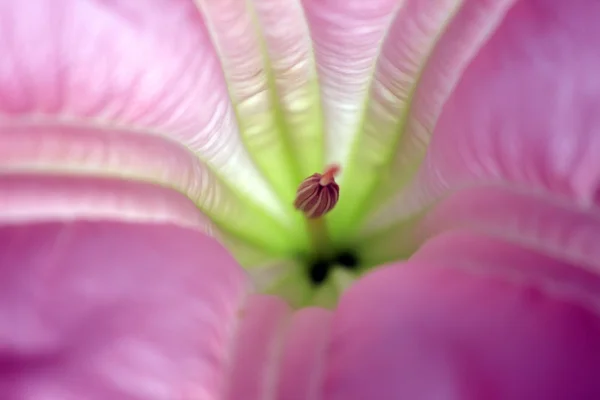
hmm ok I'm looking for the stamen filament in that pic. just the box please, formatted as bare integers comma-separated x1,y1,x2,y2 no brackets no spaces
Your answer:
306,217,333,258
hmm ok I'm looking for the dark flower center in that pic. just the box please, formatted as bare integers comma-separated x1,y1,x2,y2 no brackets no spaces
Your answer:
307,250,359,286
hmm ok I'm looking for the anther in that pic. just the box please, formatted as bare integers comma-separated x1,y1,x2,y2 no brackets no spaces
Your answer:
293,164,340,219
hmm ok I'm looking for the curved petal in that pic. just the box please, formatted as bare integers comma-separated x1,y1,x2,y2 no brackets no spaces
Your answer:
302,0,398,175
374,0,600,226
0,174,211,229
0,125,301,256
358,185,600,271
225,296,332,400
412,231,600,313
329,0,517,238
0,0,307,256
198,0,324,199
324,258,600,399
225,295,290,400
251,0,324,179
275,307,332,400
417,186,600,272
0,220,248,399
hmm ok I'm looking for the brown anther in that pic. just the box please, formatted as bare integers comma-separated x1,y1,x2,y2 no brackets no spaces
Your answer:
293,164,340,219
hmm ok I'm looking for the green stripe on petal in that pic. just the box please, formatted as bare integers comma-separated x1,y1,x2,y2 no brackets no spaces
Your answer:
198,0,324,204
301,0,400,247
0,122,307,257
199,178,308,256
303,0,400,178
328,0,464,240
328,0,517,240
252,0,325,178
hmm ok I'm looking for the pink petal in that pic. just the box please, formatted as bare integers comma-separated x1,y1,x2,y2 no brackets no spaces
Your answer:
417,186,600,271
0,221,248,399
0,0,285,222
251,0,325,178
225,295,290,400
0,124,294,256
225,296,332,400
360,185,600,270
412,231,600,312
302,0,398,171
325,255,600,399
275,308,332,400
199,0,324,197
380,0,600,223
331,0,517,235
0,173,210,229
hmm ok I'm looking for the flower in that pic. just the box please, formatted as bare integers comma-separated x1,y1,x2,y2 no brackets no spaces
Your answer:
3,0,600,399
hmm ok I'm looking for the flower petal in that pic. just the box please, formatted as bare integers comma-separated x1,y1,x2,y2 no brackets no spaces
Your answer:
0,0,305,255
418,186,600,272
359,185,600,271
0,171,283,266
198,0,324,200
225,296,332,400
412,231,600,312
325,258,600,399
252,0,325,179
0,220,247,399
374,0,600,226
0,125,301,256
225,295,290,400
275,308,332,400
329,0,517,238
302,0,397,173
0,173,211,229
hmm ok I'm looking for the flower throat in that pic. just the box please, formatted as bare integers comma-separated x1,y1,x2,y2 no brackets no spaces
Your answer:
293,165,359,286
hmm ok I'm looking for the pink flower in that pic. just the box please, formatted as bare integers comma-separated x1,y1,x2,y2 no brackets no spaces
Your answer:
2,0,600,398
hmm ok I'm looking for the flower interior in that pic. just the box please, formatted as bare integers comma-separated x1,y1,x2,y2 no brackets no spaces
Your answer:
1,0,518,309
189,0,513,309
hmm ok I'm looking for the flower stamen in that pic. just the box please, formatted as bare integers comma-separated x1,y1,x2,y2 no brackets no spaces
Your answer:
293,165,341,282
293,164,340,219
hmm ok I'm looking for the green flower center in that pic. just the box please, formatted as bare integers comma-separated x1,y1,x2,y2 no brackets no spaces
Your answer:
222,159,388,309
291,165,356,285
